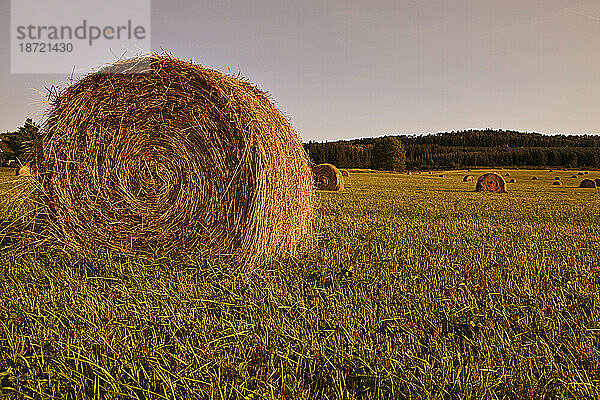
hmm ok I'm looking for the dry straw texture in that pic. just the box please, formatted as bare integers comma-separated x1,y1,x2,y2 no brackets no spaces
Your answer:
15,165,31,177
463,175,474,182
580,179,597,188
312,164,344,191
37,55,313,263
475,173,507,193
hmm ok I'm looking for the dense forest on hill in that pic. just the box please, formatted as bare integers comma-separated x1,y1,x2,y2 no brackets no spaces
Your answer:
304,129,600,170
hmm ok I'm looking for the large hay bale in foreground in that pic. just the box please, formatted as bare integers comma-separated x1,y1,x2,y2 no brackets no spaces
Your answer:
475,173,507,193
37,55,313,262
15,165,31,177
313,164,344,191
463,175,474,182
580,179,597,188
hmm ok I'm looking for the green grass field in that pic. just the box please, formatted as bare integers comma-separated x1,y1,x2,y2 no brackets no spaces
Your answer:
1,167,600,399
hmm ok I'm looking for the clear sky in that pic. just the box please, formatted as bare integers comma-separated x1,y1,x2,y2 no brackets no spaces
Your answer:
1,0,600,141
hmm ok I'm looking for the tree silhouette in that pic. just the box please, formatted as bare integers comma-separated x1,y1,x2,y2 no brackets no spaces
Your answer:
371,136,406,171
5,118,42,166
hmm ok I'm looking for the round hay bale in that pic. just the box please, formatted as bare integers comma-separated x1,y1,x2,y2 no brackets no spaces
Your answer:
571,174,578,178
340,169,349,177
505,173,510,177
463,175,474,182
37,55,313,262
532,176,538,180
553,181,562,186
428,171,432,175
584,171,590,175
313,164,344,191
475,173,507,193
509,178,516,183
406,171,411,175
554,177,561,181
580,179,597,188
15,165,31,177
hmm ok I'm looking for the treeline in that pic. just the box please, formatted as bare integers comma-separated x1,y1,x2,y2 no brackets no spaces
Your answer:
304,129,600,170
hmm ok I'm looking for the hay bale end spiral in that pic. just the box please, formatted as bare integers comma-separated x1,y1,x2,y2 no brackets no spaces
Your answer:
579,179,597,188
475,173,507,193
37,55,313,263
312,164,344,191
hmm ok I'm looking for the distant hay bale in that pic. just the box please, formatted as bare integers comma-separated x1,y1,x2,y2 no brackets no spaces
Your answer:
475,173,507,193
553,181,562,186
439,174,444,177
37,55,313,263
532,176,538,180
313,163,344,191
505,173,510,177
549,170,553,172
428,171,432,175
463,175,474,182
406,171,411,175
509,178,516,183
341,169,349,177
554,177,561,180
578,172,584,175
15,165,31,177
584,171,590,175
580,179,597,188
571,174,578,178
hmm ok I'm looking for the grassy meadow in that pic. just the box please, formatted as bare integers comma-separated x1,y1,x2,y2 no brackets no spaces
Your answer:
1,166,600,399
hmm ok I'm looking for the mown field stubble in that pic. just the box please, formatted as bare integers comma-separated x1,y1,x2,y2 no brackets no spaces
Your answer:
1,167,600,399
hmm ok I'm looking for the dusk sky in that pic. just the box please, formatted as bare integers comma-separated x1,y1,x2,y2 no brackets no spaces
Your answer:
1,0,600,141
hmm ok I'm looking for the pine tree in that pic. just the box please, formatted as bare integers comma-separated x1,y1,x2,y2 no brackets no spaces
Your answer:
371,136,406,171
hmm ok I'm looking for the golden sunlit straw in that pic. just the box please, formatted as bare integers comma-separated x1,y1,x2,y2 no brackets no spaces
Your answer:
34,54,313,263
